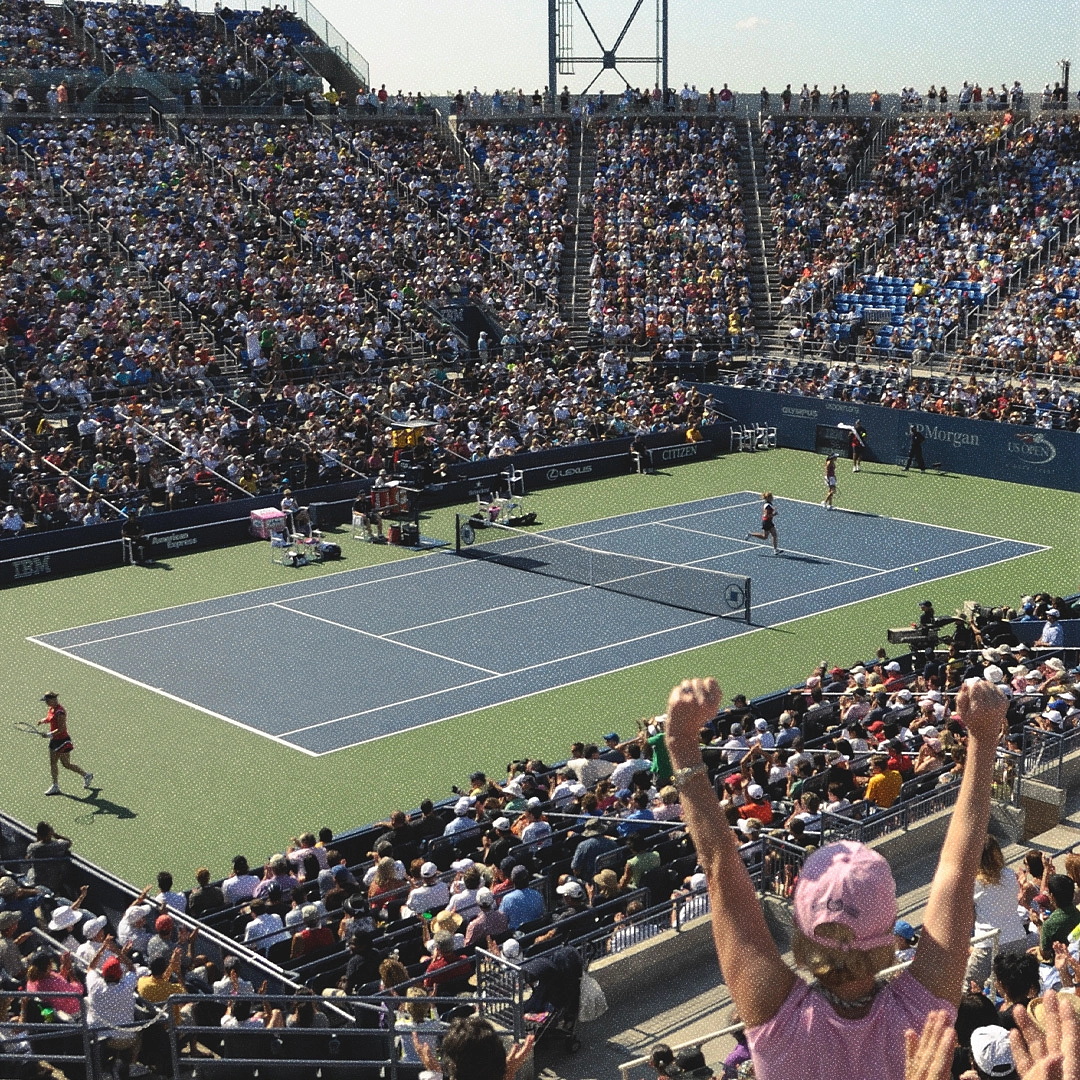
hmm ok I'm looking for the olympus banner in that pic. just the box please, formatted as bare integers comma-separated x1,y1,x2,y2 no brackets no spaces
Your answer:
701,384,1080,492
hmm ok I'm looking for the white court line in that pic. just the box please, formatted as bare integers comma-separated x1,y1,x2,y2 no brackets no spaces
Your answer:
28,532,1050,757
385,582,593,635
278,614,718,737
656,522,888,572
270,603,502,675
751,538,1012,611
774,494,1053,548
561,496,762,544
301,543,1050,755
54,557,479,649
26,637,320,757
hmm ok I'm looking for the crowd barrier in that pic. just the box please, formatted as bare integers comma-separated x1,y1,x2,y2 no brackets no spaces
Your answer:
698,383,1080,492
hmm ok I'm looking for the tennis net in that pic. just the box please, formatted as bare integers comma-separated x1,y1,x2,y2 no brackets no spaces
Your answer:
455,515,752,623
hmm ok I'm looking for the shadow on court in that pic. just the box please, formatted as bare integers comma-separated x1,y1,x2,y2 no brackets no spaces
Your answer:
776,552,828,565
64,790,137,823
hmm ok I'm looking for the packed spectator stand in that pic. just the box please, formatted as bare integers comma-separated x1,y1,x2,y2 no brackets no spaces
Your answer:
3,591,1080,1075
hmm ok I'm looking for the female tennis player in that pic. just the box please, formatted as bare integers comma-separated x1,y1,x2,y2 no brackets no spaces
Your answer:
823,453,838,509
37,692,94,796
747,493,780,554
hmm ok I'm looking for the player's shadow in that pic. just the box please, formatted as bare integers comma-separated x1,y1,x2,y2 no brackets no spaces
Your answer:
62,790,137,822
777,553,828,564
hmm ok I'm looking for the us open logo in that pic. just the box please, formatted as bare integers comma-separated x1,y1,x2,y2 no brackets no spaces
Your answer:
1007,433,1057,466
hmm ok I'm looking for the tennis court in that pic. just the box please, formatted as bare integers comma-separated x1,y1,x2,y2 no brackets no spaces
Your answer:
29,492,1045,756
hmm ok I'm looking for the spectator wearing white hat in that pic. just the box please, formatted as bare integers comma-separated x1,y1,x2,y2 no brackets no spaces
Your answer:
463,887,509,948
968,1024,1016,1077
75,914,109,968
1,505,24,536
750,718,775,750
1035,609,1064,649
443,796,480,838
722,722,749,765
406,863,449,916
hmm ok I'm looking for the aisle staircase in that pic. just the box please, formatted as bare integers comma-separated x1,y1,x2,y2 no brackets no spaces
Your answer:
557,121,596,349
738,118,779,342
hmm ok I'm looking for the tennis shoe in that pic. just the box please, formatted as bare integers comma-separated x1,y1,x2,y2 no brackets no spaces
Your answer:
745,532,753,541
83,773,94,790
822,501,828,507
45,784,60,796
774,549,782,556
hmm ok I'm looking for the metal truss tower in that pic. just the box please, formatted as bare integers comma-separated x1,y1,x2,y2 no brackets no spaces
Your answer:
547,0,668,106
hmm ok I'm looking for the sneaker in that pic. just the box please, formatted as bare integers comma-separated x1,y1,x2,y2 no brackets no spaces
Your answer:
83,772,94,790
129,1066,151,1078
774,549,782,556
822,500,828,507
745,532,753,541
45,784,60,796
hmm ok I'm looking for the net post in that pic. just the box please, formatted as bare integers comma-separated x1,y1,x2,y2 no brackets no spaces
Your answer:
455,514,462,555
744,577,752,624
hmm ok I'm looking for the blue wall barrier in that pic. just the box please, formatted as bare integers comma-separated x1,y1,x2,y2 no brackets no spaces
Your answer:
0,429,728,587
703,385,1080,492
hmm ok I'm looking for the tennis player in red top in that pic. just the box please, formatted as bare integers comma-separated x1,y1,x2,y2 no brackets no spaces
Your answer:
746,493,780,555
38,692,94,796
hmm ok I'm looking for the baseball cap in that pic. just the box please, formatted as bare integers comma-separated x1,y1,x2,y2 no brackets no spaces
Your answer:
493,817,511,832
1048,608,1060,617
893,919,917,943
154,914,174,936
747,783,765,800
885,661,901,673
603,732,620,742
420,862,438,879
969,1026,1014,1077
450,858,475,873
556,880,586,900
689,872,707,891
754,718,768,731
526,797,543,810
41,692,58,701
476,888,495,909
730,723,742,735
501,938,522,960
101,956,123,982
793,841,897,951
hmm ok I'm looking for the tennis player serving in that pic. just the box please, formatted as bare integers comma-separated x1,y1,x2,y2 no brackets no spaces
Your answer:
38,692,94,796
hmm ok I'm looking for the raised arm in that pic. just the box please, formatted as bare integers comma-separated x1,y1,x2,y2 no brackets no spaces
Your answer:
909,678,1007,1006
664,678,795,1027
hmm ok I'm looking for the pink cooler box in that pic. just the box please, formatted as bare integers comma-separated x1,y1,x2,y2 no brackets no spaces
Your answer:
250,508,287,539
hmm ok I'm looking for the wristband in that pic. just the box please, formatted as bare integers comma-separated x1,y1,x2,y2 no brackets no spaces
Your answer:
672,763,708,790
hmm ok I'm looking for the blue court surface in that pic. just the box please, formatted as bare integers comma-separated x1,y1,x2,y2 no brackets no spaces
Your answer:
29,493,1046,756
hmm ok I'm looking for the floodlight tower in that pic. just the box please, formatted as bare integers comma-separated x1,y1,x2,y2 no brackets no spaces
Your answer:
547,0,669,107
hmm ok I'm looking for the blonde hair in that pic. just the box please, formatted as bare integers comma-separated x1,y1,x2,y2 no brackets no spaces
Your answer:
791,923,896,983
977,835,1004,887
371,857,398,888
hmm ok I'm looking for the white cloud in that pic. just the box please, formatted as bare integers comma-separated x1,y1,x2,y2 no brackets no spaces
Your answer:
735,15,767,31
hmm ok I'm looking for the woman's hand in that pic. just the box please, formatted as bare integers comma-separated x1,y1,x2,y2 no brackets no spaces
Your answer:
665,678,721,766
1011,990,1079,1080
905,1009,958,1080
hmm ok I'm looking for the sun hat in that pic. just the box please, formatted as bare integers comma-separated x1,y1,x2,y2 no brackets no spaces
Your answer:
969,1025,1015,1077
983,664,1004,684
793,840,897,951
49,906,81,932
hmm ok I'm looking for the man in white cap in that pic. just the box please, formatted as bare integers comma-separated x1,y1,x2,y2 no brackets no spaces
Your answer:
1035,608,1064,649
750,718,775,750
443,796,480,838
722,722,749,765
463,887,509,948
76,915,109,968
406,863,449,916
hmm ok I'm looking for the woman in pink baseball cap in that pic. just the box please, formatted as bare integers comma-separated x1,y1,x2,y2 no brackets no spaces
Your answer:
662,674,1008,1080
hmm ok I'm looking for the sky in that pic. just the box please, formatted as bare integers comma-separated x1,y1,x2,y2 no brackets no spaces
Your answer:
326,0,1076,99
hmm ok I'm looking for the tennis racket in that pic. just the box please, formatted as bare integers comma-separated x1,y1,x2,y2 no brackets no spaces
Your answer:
14,721,48,738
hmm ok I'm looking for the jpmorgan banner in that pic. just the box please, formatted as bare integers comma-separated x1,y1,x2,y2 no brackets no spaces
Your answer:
701,384,1080,492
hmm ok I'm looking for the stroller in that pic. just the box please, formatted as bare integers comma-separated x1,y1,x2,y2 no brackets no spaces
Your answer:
521,945,583,1054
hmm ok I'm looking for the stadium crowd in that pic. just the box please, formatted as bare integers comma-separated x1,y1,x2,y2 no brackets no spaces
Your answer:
588,118,754,348
2,590,1080,1077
